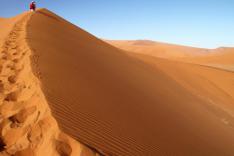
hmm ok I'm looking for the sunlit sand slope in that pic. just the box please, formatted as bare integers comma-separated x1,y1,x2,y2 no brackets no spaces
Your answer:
107,40,234,72
106,40,208,59
27,9,234,156
0,11,98,156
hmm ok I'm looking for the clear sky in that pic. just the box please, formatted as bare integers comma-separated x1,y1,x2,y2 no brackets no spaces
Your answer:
0,0,234,48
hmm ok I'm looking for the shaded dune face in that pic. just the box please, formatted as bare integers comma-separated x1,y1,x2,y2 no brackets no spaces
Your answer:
0,12,62,155
0,11,98,156
27,9,234,155
131,53,234,127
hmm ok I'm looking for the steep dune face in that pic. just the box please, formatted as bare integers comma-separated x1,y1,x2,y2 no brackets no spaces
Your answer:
0,11,96,156
106,40,208,59
27,9,234,156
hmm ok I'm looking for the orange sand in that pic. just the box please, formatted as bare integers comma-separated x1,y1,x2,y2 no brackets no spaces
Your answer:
0,8,234,156
107,40,234,71
0,10,98,156
106,40,209,59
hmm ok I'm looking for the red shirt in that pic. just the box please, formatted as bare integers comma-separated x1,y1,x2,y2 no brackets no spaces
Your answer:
30,3,36,10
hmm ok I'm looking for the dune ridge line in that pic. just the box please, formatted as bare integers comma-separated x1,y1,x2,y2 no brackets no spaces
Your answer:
25,8,234,156
1,8,233,156
0,11,100,156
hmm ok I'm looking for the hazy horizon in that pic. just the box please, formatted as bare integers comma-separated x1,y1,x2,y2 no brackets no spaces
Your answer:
0,0,233,48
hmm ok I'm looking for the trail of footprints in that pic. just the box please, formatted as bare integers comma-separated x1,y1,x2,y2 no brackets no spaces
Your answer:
0,14,101,156
0,15,56,155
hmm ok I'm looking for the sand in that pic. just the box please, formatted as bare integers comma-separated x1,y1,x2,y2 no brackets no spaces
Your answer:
185,47,234,71
107,40,234,71
106,40,209,59
0,8,234,156
0,10,98,156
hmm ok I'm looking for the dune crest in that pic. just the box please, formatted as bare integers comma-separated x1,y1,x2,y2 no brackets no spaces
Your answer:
25,9,234,156
0,11,98,156
1,8,234,156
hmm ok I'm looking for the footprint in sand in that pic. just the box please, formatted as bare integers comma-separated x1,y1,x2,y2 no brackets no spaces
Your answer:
9,106,37,128
0,81,4,93
8,75,17,84
4,91,19,102
12,59,19,63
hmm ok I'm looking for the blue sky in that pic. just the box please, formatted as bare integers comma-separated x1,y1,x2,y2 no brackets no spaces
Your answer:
0,0,234,48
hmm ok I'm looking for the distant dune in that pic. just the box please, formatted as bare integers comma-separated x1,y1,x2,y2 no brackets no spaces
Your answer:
186,47,234,71
106,40,209,59
107,40,234,71
0,8,234,156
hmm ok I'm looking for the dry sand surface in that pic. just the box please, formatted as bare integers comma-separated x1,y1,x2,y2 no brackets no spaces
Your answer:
185,47,234,72
106,40,209,59
0,8,234,156
107,40,234,72
0,10,98,156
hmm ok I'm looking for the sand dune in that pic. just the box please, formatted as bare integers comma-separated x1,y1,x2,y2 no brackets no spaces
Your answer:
0,10,97,156
0,14,28,46
106,40,209,59
26,9,234,156
132,53,234,124
191,47,234,64
107,40,234,72
185,47,234,71
0,8,234,156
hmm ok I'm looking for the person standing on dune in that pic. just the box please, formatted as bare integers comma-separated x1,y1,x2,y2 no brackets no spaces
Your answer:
30,1,36,12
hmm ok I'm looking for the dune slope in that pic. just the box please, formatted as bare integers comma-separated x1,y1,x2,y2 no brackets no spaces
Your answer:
132,53,234,127
107,40,234,72
106,40,209,59
0,11,98,156
26,9,234,156
186,47,234,72
0,14,28,47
